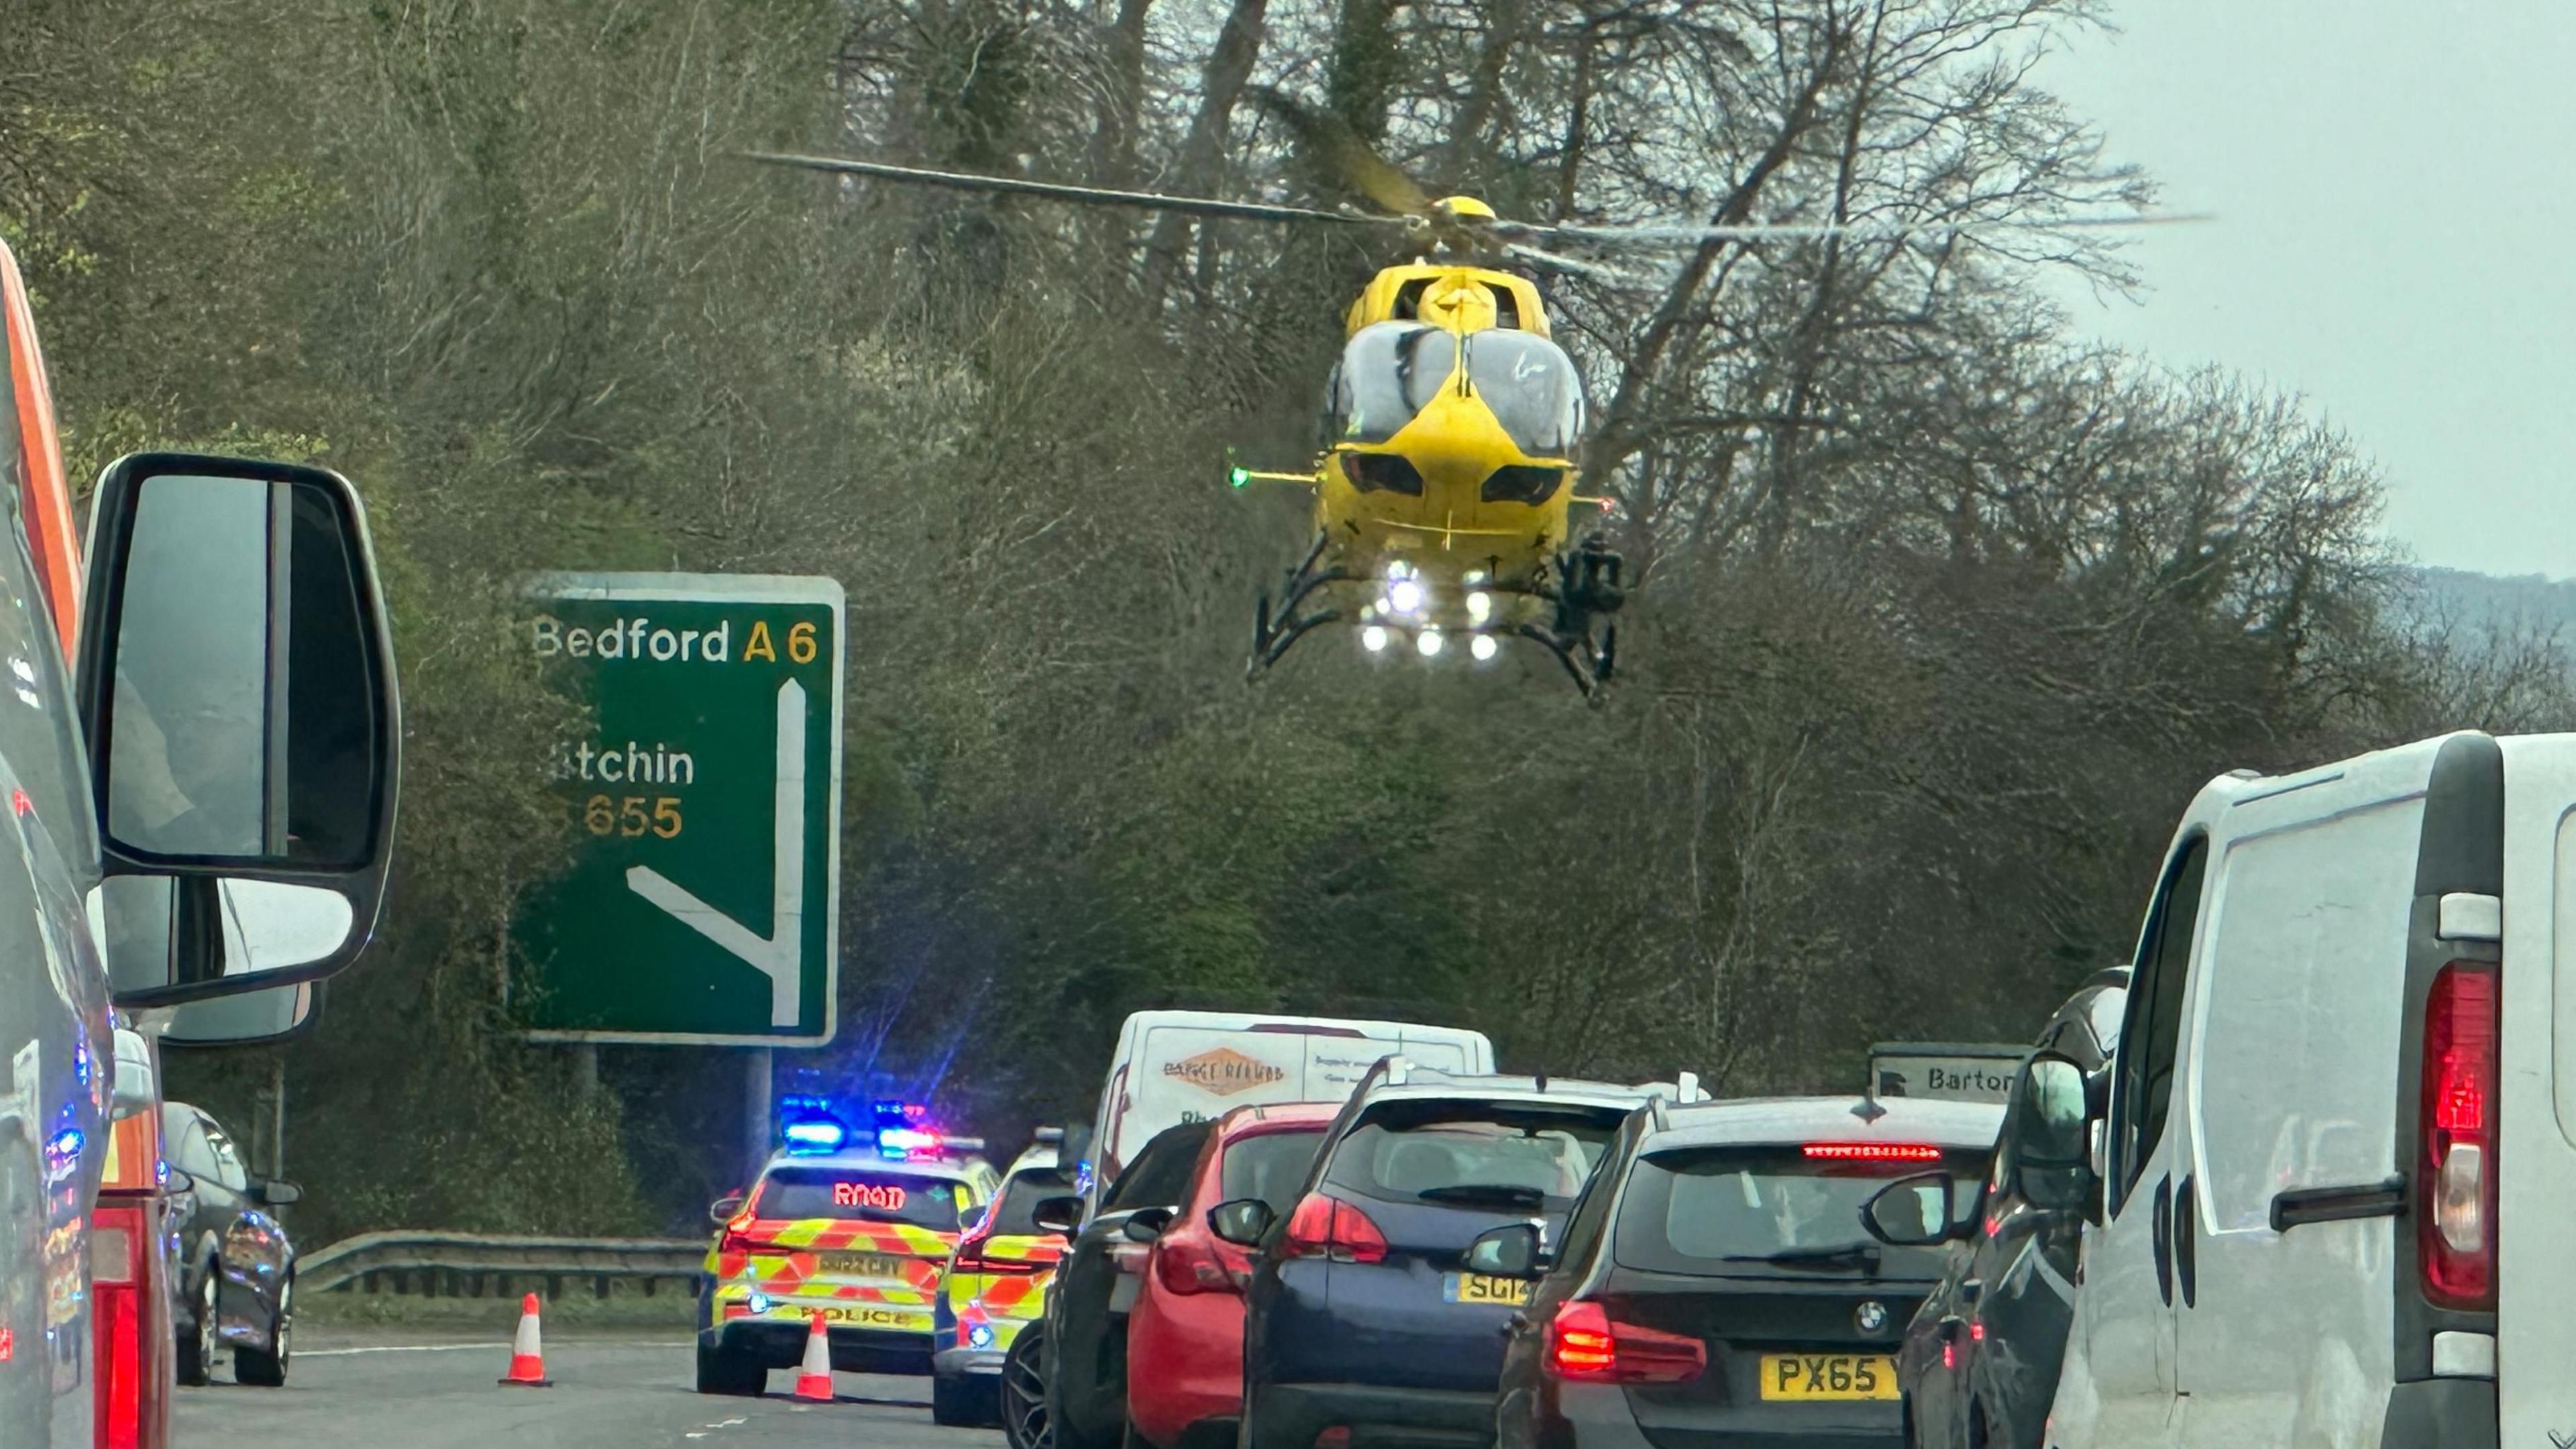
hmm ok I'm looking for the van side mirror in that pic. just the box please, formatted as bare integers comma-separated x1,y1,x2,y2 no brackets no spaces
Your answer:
1860,1171,1958,1246
258,1179,302,1207
109,1027,156,1118
2009,1053,2100,1216
1208,1197,1275,1248
1031,1195,1085,1236
709,1194,745,1224
161,981,319,1049
78,454,400,1008
1464,1223,1550,1279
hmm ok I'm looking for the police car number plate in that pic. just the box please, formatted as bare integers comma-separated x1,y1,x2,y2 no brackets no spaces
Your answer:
1442,1273,1533,1307
1758,1354,1898,1401
818,1251,907,1279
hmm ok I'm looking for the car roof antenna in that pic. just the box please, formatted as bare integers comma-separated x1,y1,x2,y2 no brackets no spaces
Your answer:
1534,1069,1548,1093
1851,1071,1888,1125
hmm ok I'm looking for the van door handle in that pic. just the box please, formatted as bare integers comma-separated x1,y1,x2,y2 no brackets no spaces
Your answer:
2269,1176,2406,1233
2174,1176,2198,1309
2150,1174,2173,1307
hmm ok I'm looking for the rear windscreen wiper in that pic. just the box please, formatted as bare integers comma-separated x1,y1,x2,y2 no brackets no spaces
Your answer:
1721,1244,1882,1272
1416,1184,1550,1211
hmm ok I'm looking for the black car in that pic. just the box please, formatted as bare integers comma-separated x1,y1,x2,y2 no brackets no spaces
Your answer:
1893,967,2129,1449
161,1102,301,1387
1022,1118,1218,1449
1485,1094,2004,1449
1222,1061,1671,1449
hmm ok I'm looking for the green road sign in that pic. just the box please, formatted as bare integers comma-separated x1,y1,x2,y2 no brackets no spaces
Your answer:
513,574,844,1044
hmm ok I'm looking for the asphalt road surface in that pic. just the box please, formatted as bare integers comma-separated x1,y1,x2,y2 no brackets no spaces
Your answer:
173,1331,996,1449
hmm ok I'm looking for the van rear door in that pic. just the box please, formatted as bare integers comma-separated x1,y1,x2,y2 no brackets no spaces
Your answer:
2495,734,2576,1449
2164,751,2430,1446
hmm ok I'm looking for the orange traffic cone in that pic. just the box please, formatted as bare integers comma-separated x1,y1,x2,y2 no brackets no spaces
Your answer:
499,1293,552,1387
792,1310,835,1402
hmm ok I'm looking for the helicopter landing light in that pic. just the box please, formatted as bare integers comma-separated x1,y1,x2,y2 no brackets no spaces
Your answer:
1417,629,1445,658
1466,592,1493,624
1470,635,1500,662
1388,578,1427,615
1362,626,1390,653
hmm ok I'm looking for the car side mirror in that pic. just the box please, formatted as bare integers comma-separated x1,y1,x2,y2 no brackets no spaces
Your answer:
1207,1197,1275,1248
1121,1205,1177,1242
165,1167,197,1195
1860,1171,1957,1246
258,1179,302,1207
1464,1223,1549,1279
78,453,400,1008
1031,1195,1085,1236
708,1194,745,1225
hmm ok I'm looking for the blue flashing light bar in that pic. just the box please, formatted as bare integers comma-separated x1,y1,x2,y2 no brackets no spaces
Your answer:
783,1121,847,1152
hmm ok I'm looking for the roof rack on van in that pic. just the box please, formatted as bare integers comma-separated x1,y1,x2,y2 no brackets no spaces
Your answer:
1383,1054,1413,1087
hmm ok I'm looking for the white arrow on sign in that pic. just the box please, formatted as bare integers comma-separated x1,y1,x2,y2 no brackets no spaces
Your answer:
626,678,806,1028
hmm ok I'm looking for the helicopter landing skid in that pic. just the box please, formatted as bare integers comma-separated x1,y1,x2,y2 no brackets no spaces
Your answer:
1248,532,1353,680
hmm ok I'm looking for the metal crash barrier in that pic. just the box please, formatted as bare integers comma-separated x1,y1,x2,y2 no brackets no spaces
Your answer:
301,1232,709,1301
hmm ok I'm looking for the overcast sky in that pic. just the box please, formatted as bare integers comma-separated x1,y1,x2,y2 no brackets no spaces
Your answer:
2036,1,2576,580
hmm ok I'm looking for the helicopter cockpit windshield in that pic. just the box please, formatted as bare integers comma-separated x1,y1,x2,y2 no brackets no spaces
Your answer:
1329,323,1460,445
1463,331,1585,460
1325,322,1585,464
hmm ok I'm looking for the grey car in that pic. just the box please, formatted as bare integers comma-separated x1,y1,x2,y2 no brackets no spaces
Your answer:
162,1102,300,1387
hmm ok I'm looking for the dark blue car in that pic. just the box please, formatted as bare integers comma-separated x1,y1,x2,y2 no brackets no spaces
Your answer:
1216,1061,1682,1449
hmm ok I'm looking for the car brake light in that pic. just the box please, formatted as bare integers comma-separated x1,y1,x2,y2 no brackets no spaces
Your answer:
93,1204,146,1449
1544,1300,1705,1385
2421,962,2498,1309
1155,1230,1250,1296
1802,1142,1941,1162
1281,1193,1388,1265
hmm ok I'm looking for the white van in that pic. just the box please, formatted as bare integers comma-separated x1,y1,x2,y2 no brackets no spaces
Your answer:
2043,731,2532,1448
1077,1010,1494,1210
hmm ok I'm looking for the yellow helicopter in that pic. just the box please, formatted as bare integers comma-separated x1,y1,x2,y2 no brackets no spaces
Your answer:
749,104,2198,702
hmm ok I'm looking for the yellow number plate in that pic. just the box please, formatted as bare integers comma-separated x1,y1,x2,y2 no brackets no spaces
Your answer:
1758,1354,1898,1401
1444,1273,1533,1307
818,1251,908,1279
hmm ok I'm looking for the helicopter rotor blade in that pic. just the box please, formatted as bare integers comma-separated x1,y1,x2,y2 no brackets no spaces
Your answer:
1501,243,1646,288
1498,211,2214,249
1246,87,1436,221
743,151,1403,228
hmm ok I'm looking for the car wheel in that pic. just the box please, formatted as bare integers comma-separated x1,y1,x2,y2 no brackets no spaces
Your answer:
694,1337,766,1396
234,1276,292,1387
1002,1329,1052,1449
175,1266,218,1387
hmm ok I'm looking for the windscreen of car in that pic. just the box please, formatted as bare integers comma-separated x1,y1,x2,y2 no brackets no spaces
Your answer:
986,1167,1077,1236
1323,1099,1624,1212
1613,1144,1990,1279
1220,1128,1327,1212
755,1166,964,1230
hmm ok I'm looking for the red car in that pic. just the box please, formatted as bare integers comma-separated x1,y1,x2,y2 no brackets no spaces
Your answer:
1126,1102,1339,1449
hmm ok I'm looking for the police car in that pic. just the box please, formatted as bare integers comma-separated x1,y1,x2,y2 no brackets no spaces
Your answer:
696,1100,1001,1395
931,1131,1075,1425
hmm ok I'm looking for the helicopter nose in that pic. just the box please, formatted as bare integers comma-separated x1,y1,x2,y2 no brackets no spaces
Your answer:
1395,390,1521,492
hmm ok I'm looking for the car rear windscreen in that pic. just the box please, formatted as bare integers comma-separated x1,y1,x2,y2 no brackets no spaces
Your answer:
1613,1144,1990,1279
755,1166,965,1231
1221,1128,1327,1212
986,1167,1077,1236
1323,1100,1624,1211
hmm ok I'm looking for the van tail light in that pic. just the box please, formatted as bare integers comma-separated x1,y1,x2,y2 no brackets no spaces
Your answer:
1155,1230,1251,1296
1544,1300,1706,1385
2420,961,2498,1309
1280,1193,1388,1265
93,1203,147,1449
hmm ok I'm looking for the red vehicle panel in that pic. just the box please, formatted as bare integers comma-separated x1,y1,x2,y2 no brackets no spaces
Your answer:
1128,1103,1340,1449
